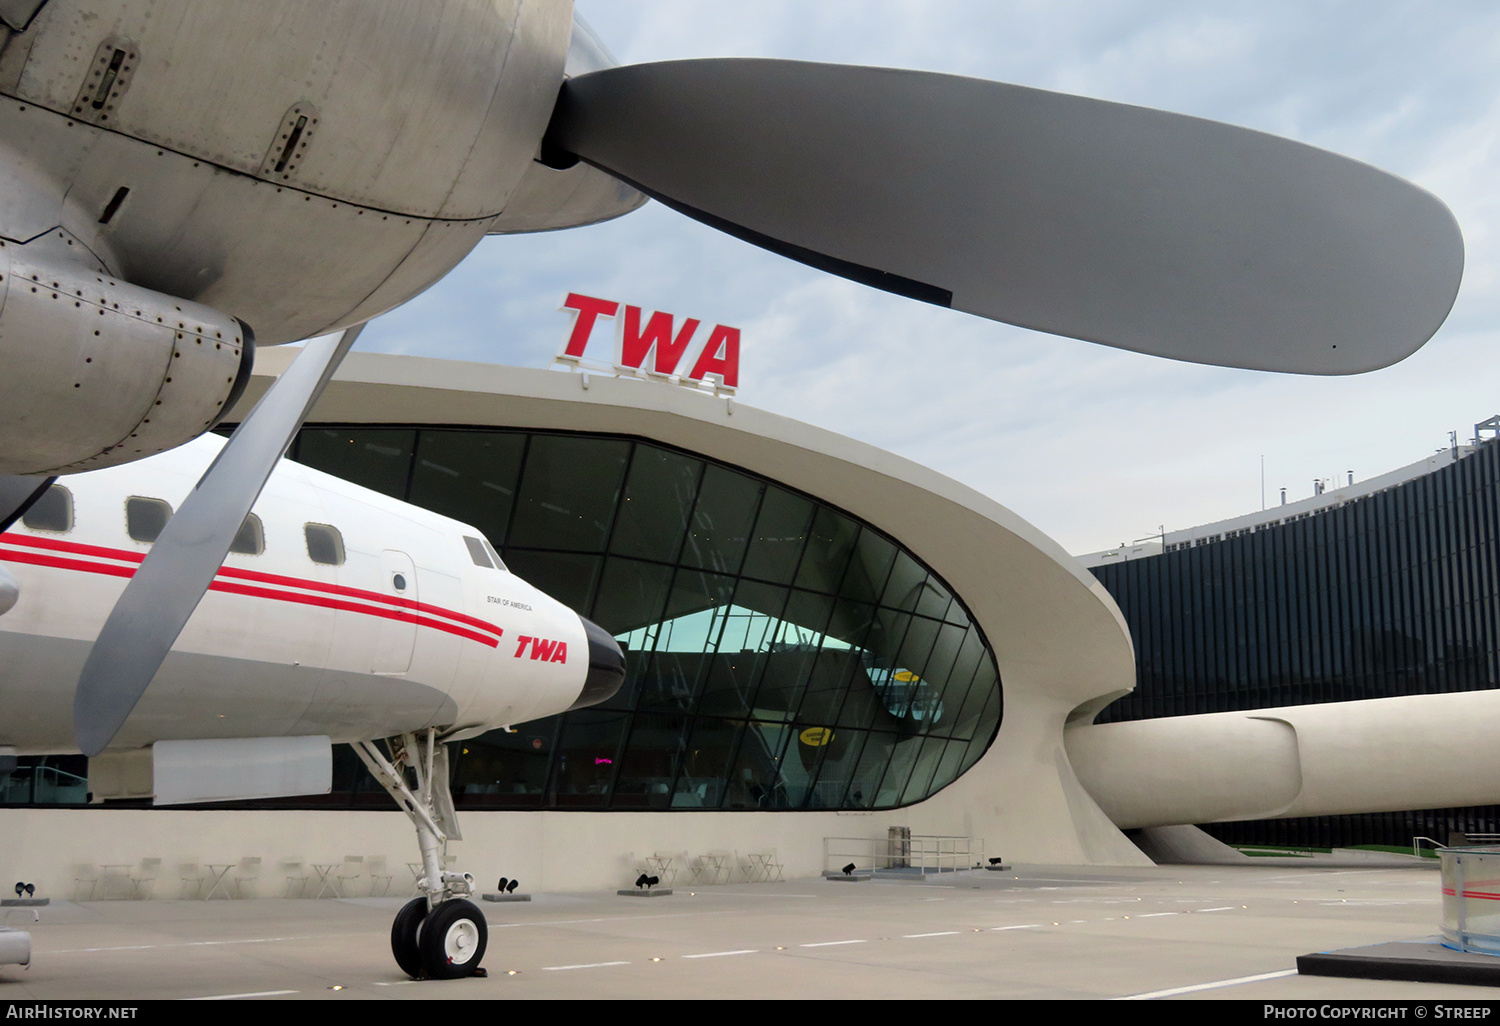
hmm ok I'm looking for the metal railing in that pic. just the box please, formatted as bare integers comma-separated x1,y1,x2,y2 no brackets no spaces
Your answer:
1414,836,1446,858
823,833,984,876
1417,834,1500,859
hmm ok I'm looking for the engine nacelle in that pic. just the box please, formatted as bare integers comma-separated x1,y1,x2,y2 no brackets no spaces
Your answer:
0,245,252,475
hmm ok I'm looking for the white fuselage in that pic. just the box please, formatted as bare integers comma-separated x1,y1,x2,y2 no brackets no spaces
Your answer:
0,435,593,754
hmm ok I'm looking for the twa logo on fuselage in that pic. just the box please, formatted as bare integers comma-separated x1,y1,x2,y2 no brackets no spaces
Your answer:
514,635,568,663
555,293,739,395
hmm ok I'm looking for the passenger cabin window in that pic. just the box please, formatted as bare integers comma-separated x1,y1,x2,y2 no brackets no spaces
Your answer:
126,497,172,543
463,536,492,568
21,485,73,533
304,523,344,566
230,513,264,556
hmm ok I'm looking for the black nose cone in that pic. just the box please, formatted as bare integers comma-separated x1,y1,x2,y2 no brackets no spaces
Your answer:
570,616,625,710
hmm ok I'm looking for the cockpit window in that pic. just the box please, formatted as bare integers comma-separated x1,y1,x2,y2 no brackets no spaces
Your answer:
304,523,344,566
126,496,172,543
482,538,509,573
22,485,72,533
230,513,264,556
463,536,492,568
462,535,509,573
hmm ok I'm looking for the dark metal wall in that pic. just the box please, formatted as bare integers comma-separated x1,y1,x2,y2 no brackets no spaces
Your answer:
1091,439,1500,846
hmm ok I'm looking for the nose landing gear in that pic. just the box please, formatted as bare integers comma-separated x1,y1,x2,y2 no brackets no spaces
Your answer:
390,897,428,978
355,730,488,980
391,895,490,980
421,898,488,978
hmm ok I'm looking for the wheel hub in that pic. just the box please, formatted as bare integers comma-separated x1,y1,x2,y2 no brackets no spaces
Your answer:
446,920,480,964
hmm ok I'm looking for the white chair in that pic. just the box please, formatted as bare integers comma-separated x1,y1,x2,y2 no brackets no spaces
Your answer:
177,861,204,899
71,864,97,901
280,857,309,898
366,856,392,897
333,855,364,897
705,849,733,884
233,857,262,898
131,858,162,899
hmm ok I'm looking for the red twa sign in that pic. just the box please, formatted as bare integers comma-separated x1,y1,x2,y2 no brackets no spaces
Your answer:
556,293,740,394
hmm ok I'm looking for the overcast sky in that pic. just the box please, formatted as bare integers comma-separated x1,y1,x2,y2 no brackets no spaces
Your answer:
358,2,1500,556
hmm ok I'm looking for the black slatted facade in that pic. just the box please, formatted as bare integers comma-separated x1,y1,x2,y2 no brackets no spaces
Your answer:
1090,439,1500,848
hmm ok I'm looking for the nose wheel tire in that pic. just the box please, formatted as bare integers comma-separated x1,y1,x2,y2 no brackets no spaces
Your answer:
418,898,488,979
391,897,428,978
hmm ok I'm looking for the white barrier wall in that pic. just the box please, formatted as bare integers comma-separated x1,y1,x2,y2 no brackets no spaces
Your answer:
1,685,1149,902
1068,689,1500,829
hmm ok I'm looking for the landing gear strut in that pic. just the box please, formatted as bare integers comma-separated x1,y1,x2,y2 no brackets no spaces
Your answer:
355,729,487,979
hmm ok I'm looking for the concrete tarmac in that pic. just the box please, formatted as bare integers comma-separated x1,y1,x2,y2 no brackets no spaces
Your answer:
1,861,1494,1001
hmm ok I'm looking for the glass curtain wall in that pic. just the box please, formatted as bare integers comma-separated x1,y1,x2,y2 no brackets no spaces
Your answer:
287,426,1002,813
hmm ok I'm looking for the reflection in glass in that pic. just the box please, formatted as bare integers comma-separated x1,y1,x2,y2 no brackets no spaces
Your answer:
286,425,1001,814
410,430,525,546
611,446,702,563
509,435,629,552
296,428,414,497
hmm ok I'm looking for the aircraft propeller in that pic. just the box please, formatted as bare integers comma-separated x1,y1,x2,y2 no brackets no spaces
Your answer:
67,51,1467,757
73,328,363,757
0,475,55,535
545,59,1464,376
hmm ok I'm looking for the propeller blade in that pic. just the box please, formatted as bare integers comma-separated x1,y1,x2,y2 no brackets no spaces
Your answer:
73,327,363,757
547,60,1463,375
0,475,53,533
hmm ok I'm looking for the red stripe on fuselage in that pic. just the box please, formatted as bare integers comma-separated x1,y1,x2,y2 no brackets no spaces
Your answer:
208,581,499,648
214,563,502,639
2,530,145,565
0,546,136,578
0,532,503,649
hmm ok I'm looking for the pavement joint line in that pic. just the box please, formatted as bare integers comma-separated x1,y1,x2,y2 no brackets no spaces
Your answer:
492,910,737,929
45,935,316,954
542,960,632,971
801,939,867,947
1118,969,1299,1000
186,990,300,1000
711,892,819,899
682,949,758,958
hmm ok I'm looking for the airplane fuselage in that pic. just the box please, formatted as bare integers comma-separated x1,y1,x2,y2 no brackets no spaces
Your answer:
0,434,599,754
